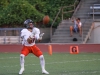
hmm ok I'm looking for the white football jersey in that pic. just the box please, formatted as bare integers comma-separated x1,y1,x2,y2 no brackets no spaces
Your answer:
32,27,40,40
20,28,35,46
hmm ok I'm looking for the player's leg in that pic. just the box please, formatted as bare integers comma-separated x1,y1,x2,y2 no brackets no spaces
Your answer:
19,46,29,74
39,55,49,74
70,26,74,36
19,54,25,74
32,45,49,74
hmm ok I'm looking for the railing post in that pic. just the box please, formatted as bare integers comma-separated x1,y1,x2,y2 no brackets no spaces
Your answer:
50,7,62,43
74,1,76,11
62,7,63,21
81,19,83,43
50,0,79,43
93,5,94,21
4,30,6,44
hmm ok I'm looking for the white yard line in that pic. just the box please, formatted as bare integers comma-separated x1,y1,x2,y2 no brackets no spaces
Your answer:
0,56,35,59
0,58,100,68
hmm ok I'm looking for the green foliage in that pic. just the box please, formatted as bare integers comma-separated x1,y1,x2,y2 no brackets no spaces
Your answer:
0,0,10,9
0,0,44,27
0,0,76,28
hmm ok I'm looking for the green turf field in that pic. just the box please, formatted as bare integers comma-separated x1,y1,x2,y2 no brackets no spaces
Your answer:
0,52,100,75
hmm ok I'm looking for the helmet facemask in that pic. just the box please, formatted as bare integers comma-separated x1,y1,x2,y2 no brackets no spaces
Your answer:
24,19,34,29
28,23,34,29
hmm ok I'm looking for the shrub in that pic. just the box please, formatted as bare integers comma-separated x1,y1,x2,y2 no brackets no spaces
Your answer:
0,0,76,28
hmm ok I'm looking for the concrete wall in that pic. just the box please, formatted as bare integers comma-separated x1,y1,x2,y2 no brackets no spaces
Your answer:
38,28,51,43
88,22,100,43
0,44,100,53
37,28,55,43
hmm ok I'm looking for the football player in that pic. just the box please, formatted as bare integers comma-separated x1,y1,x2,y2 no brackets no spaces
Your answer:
19,19,49,74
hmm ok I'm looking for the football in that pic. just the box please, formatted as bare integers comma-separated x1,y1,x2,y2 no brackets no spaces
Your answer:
43,15,50,25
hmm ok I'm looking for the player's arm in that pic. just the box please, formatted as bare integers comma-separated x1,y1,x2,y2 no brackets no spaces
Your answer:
38,33,44,42
35,33,44,42
32,28,44,42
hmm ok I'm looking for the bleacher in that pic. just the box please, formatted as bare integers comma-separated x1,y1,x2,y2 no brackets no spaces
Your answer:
89,4,100,15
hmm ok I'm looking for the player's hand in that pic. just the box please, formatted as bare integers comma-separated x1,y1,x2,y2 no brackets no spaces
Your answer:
27,33,35,44
28,36,35,44
39,33,44,40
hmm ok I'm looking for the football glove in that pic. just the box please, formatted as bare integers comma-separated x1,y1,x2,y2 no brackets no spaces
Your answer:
39,33,44,40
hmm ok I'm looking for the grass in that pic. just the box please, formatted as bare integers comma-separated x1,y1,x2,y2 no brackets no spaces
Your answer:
0,52,100,75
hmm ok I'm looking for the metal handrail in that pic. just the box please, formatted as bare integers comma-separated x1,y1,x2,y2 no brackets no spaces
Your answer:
81,11,91,43
50,0,79,43
62,0,78,21
93,4,95,21
70,0,90,43
71,0,82,19
83,22,94,44
82,3,98,43
50,7,62,42
91,4,100,20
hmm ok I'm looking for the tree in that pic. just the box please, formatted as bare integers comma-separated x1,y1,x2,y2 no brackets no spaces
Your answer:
0,0,76,28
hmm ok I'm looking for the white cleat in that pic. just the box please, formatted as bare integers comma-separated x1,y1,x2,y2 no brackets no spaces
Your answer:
19,68,24,74
42,70,49,74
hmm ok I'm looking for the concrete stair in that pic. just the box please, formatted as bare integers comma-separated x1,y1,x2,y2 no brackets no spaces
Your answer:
51,0,99,43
